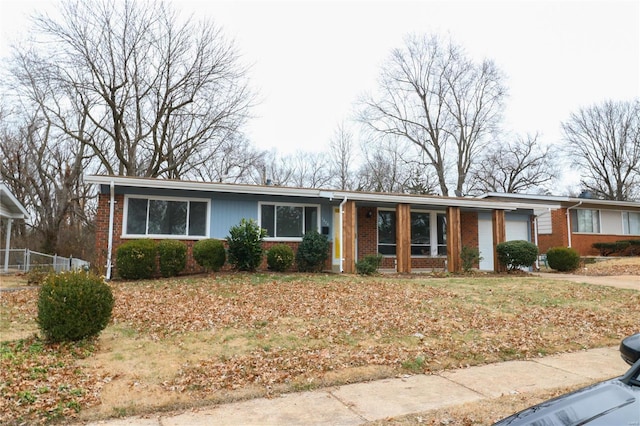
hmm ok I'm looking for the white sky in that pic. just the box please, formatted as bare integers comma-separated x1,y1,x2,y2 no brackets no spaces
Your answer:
1,0,639,158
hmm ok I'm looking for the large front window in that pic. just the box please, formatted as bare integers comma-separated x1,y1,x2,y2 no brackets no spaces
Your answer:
125,196,208,237
571,209,600,233
378,210,447,256
623,212,640,235
260,203,319,238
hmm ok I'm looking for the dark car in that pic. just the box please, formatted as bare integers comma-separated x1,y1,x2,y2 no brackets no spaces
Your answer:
493,333,640,426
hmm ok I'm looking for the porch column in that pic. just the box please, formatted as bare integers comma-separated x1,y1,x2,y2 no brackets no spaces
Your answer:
396,204,411,273
492,210,507,272
342,200,357,273
447,207,461,273
3,218,11,273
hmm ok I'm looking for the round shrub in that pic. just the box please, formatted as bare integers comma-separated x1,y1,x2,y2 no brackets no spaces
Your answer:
227,219,266,271
496,240,538,271
296,231,330,272
356,254,383,275
116,239,157,279
157,240,187,277
37,271,114,342
546,246,581,272
267,244,294,272
193,239,226,272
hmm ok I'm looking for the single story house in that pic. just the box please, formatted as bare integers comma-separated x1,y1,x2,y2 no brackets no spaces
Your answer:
0,182,30,273
479,193,640,256
86,176,555,279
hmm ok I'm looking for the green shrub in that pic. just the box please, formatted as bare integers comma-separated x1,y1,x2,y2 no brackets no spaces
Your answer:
496,240,538,271
266,244,295,272
460,246,483,272
116,239,157,279
356,254,383,275
157,240,187,277
296,231,330,272
37,271,114,342
592,241,630,256
193,239,227,272
227,219,266,271
546,246,581,272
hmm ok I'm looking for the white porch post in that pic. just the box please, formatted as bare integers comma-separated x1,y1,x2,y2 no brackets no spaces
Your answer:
3,218,12,273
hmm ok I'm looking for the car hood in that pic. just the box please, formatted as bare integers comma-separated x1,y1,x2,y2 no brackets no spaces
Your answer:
494,379,639,425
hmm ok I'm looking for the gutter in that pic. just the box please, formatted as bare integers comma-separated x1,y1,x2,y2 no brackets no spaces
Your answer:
339,196,348,273
106,181,116,280
566,201,583,248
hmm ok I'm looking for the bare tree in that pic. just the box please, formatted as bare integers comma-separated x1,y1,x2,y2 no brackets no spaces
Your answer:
562,99,640,201
359,33,506,196
288,151,332,188
328,122,356,190
468,133,558,194
357,136,438,194
17,0,253,179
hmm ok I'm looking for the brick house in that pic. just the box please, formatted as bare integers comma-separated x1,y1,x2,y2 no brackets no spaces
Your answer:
479,193,640,256
86,176,548,279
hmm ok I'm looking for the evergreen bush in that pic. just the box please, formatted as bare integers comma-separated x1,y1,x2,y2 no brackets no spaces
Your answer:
296,231,330,272
227,219,266,271
546,246,581,272
266,244,295,272
496,240,538,271
193,239,227,272
356,254,383,275
460,246,483,272
157,240,187,277
37,271,114,342
116,239,157,279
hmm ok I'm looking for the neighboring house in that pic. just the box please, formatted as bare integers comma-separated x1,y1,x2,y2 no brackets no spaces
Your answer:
0,182,30,273
86,176,551,279
479,193,640,256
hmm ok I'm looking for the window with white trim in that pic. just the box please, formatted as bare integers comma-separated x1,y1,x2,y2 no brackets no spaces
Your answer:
377,210,447,256
571,209,600,233
623,211,640,235
124,196,209,237
260,203,319,239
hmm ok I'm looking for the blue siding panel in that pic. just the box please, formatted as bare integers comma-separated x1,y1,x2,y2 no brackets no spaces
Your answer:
210,199,258,238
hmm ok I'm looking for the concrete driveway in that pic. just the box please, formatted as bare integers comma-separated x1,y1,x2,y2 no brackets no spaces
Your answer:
536,272,640,291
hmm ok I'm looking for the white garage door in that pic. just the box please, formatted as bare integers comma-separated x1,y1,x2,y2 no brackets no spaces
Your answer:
478,217,530,271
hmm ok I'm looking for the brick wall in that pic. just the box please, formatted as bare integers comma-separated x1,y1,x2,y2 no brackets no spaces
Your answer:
537,208,568,254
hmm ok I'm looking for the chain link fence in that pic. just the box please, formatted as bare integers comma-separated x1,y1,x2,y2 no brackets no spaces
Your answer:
1,249,90,274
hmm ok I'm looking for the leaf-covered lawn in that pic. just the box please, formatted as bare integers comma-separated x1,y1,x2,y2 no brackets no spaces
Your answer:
1,273,638,424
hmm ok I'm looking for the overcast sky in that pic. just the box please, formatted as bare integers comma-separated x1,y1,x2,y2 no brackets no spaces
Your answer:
1,0,639,158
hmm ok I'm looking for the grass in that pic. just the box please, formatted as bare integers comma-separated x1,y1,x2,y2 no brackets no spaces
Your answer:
0,272,638,424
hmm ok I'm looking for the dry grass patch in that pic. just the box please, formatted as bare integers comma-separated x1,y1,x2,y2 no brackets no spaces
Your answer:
1,272,638,424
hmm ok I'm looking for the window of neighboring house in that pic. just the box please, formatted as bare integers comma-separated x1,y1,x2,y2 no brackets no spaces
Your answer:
260,203,319,239
378,210,447,256
623,211,640,235
571,209,600,233
125,196,209,237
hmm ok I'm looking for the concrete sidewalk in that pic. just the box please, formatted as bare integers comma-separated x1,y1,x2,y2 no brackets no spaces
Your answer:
85,346,629,426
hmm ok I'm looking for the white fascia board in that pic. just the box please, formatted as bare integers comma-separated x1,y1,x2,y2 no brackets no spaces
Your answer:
479,192,640,210
0,182,30,220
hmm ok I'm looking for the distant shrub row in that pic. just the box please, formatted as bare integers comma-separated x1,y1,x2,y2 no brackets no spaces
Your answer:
592,240,640,256
115,219,330,280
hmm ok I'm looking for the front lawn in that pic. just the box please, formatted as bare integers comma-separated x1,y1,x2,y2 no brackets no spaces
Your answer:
1,273,637,424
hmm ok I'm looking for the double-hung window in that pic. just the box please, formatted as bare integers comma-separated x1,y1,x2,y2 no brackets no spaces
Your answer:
623,212,640,235
125,196,209,237
260,203,319,239
571,209,600,233
378,210,447,256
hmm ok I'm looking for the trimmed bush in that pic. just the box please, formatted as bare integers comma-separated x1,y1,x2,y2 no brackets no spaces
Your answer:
157,240,187,277
496,240,538,271
546,246,581,272
37,271,114,342
227,219,266,271
116,239,157,279
460,246,483,272
356,254,383,275
267,244,295,272
296,231,330,272
193,239,227,272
